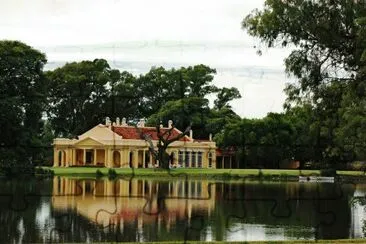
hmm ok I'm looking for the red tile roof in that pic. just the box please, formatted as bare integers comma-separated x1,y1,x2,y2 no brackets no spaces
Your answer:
112,126,191,141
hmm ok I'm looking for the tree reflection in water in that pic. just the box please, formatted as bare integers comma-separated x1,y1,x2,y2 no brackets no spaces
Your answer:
0,177,364,242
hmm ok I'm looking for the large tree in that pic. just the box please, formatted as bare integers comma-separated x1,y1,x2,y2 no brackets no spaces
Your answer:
146,97,211,138
215,113,294,168
0,40,47,170
243,0,366,163
46,59,137,137
135,65,218,118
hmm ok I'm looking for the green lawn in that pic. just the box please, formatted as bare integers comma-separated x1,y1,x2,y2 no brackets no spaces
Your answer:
45,167,314,176
42,167,365,179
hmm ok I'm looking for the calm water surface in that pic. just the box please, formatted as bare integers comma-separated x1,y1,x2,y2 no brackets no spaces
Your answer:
1,176,366,243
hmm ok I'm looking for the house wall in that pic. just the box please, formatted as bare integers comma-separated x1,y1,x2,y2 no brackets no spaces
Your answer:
53,124,218,169
96,149,105,165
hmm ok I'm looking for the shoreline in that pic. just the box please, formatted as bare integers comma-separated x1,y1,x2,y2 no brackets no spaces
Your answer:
49,240,366,243
41,167,366,182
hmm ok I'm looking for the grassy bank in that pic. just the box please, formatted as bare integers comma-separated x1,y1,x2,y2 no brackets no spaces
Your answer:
42,167,366,180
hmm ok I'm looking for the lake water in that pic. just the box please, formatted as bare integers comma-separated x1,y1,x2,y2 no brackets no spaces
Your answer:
1,176,366,243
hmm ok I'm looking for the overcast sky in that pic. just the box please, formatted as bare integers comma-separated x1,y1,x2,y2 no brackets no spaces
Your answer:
1,0,293,118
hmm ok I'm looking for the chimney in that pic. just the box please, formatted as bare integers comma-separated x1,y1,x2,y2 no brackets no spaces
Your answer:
209,133,212,141
121,117,127,126
116,117,120,126
189,129,193,139
105,117,111,126
168,120,173,128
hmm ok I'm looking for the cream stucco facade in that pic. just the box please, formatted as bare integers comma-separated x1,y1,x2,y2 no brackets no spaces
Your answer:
53,119,217,168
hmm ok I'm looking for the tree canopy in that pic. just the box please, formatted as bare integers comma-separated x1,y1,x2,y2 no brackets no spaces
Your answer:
238,0,366,165
0,40,47,171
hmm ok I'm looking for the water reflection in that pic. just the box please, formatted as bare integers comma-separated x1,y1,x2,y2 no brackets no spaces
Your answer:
52,177,216,232
1,177,366,243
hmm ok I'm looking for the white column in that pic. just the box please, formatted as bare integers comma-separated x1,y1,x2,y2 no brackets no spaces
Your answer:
73,149,77,166
175,150,179,167
94,149,97,165
133,150,138,168
60,151,64,167
149,152,153,168
142,150,146,168
119,149,126,168
182,151,185,168
83,149,86,165
196,152,198,168
53,149,58,167
104,149,108,167
69,149,73,166
65,150,69,167
188,151,192,168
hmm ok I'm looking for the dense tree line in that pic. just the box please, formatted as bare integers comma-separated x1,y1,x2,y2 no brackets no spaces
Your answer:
0,40,241,170
1,0,366,170
215,0,366,168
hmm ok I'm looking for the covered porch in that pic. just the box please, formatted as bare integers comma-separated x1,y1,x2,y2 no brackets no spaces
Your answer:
53,147,157,168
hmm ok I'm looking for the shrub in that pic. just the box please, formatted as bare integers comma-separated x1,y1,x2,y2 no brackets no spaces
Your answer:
34,167,54,177
108,169,117,179
96,169,103,178
320,168,337,177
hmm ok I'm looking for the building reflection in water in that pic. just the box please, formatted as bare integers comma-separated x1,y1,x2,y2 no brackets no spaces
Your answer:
52,177,216,232
50,177,360,242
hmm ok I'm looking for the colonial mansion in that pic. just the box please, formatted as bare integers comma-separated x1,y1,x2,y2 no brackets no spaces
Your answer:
53,118,218,168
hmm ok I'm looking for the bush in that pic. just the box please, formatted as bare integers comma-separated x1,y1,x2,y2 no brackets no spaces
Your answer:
34,167,54,177
320,168,337,177
96,169,103,178
108,168,117,179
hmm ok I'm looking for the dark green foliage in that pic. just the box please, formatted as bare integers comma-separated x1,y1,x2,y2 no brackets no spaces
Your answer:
34,167,54,177
135,65,218,118
216,112,295,168
0,40,47,172
107,168,117,179
147,97,210,138
95,169,103,178
46,59,117,137
214,87,241,110
320,168,337,177
242,0,366,166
